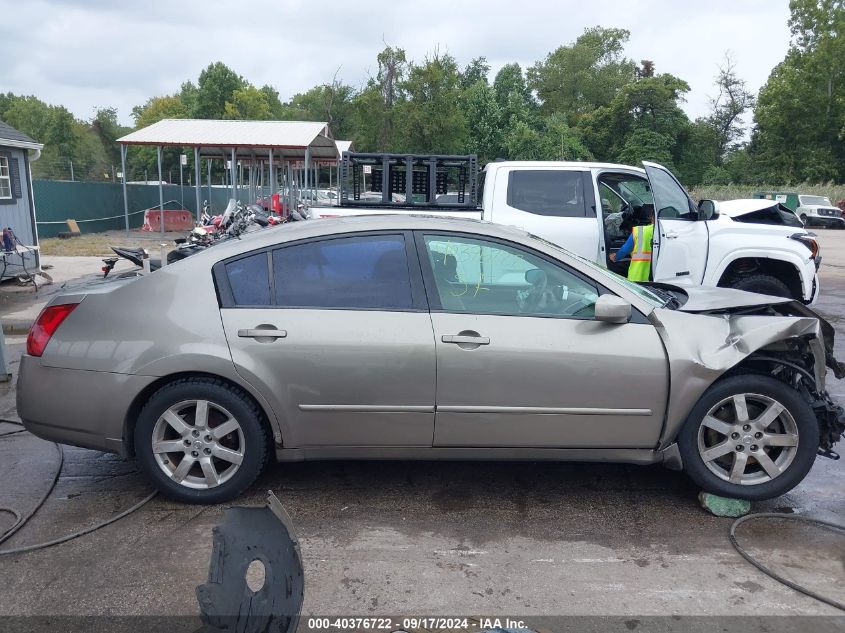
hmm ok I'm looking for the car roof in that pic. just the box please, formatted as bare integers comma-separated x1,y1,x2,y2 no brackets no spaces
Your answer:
206,214,536,257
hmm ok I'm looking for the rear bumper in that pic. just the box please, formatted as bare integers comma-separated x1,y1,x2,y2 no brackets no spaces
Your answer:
16,355,155,456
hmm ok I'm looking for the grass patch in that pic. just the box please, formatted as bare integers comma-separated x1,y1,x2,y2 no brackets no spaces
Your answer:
690,184,845,204
39,230,183,257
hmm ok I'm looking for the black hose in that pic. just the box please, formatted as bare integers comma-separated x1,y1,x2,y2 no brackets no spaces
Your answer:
0,442,62,548
0,427,157,556
730,512,845,612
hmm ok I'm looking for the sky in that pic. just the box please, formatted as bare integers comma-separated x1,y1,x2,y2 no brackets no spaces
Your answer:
0,0,792,127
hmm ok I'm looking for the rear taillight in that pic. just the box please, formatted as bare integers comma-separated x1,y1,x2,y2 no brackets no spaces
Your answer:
26,303,78,357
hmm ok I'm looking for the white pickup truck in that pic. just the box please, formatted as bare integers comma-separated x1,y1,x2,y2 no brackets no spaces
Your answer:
309,155,820,303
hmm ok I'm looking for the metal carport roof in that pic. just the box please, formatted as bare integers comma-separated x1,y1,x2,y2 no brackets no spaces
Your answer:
117,119,336,160
116,119,340,236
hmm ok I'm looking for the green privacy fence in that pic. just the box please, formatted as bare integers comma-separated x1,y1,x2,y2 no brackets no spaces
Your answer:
32,180,253,238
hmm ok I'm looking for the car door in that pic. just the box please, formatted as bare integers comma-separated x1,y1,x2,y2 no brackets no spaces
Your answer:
644,161,709,285
487,167,602,262
217,231,436,447
416,231,669,448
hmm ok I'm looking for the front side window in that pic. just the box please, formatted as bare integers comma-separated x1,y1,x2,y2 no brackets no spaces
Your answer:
423,234,599,318
273,234,413,310
0,157,11,199
506,170,588,217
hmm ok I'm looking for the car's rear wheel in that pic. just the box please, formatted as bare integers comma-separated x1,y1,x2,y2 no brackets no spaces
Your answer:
678,375,818,500
135,378,269,504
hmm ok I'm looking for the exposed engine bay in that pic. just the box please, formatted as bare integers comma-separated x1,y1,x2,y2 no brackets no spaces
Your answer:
646,283,845,458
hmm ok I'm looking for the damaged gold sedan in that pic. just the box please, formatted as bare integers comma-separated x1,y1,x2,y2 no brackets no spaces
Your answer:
16,216,845,503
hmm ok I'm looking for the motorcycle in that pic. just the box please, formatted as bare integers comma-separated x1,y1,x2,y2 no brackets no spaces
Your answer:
102,199,284,277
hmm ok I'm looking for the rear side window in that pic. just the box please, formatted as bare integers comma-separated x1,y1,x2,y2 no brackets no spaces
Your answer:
273,235,413,309
225,253,270,306
507,170,589,217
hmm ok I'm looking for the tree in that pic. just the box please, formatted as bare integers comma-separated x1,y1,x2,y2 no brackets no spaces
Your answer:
616,128,675,169
578,72,691,166
132,95,188,128
751,0,845,181
90,107,128,165
528,26,636,123
224,86,274,120
287,78,356,139
493,63,532,111
707,54,756,158
397,51,467,153
459,80,501,162
191,62,247,119
459,57,490,89
351,45,407,151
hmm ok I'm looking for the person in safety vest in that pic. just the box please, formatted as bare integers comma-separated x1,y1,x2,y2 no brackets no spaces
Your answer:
609,206,655,282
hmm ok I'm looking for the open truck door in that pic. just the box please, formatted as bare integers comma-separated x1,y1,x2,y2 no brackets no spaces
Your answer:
643,161,709,286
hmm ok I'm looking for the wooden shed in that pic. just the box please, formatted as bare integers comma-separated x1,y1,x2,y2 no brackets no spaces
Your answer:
0,120,43,278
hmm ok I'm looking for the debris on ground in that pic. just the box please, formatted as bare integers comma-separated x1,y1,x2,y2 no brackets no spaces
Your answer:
699,491,751,517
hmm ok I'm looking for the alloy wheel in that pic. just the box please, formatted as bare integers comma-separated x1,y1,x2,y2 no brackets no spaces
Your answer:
151,399,245,490
697,393,799,486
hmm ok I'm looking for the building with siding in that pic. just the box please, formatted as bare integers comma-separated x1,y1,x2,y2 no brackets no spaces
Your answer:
0,120,43,278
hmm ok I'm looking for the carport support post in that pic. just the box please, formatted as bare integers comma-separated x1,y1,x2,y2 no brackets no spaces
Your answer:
194,147,201,222
120,143,129,234
287,162,294,214
157,146,164,237
206,158,212,204
230,148,237,202
304,147,311,200
268,148,274,209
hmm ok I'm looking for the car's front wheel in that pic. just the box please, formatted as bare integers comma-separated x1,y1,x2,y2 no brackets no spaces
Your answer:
678,375,818,500
135,378,269,504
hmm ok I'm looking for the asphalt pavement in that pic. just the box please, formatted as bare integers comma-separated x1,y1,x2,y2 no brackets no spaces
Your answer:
0,236,843,626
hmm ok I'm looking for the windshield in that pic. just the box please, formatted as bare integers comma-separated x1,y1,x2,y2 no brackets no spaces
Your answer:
800,195,833,207
528,233,666,308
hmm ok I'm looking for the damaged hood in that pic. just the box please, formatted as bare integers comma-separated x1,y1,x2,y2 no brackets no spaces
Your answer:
715,199,780,217
647,283,792,313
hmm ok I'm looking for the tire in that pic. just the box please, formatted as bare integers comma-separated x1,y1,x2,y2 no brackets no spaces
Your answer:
728,273,793,298
800,214,808,225
677,375,818,500
134,377,269,504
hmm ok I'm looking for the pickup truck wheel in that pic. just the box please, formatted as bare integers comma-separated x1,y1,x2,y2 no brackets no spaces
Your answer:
135,378,269,504
678,375,818,500
800,214,808,225
727,274,792,298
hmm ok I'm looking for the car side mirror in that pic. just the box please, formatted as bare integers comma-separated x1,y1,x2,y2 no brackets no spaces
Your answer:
594,294,631,324
697,199,718,220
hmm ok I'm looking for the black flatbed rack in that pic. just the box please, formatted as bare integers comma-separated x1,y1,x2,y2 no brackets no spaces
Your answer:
338,152,479,209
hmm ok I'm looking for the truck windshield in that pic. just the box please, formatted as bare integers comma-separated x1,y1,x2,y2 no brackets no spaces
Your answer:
800,195,832,206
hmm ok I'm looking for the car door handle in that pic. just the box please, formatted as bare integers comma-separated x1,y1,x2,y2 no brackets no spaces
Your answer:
238,328,287,339
442,335,490,345
664,231,679,239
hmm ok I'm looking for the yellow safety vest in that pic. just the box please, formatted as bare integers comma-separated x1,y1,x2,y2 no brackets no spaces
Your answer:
628,223,654,282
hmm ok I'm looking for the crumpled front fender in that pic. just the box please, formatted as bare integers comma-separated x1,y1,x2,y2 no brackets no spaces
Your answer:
650,308,826,448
